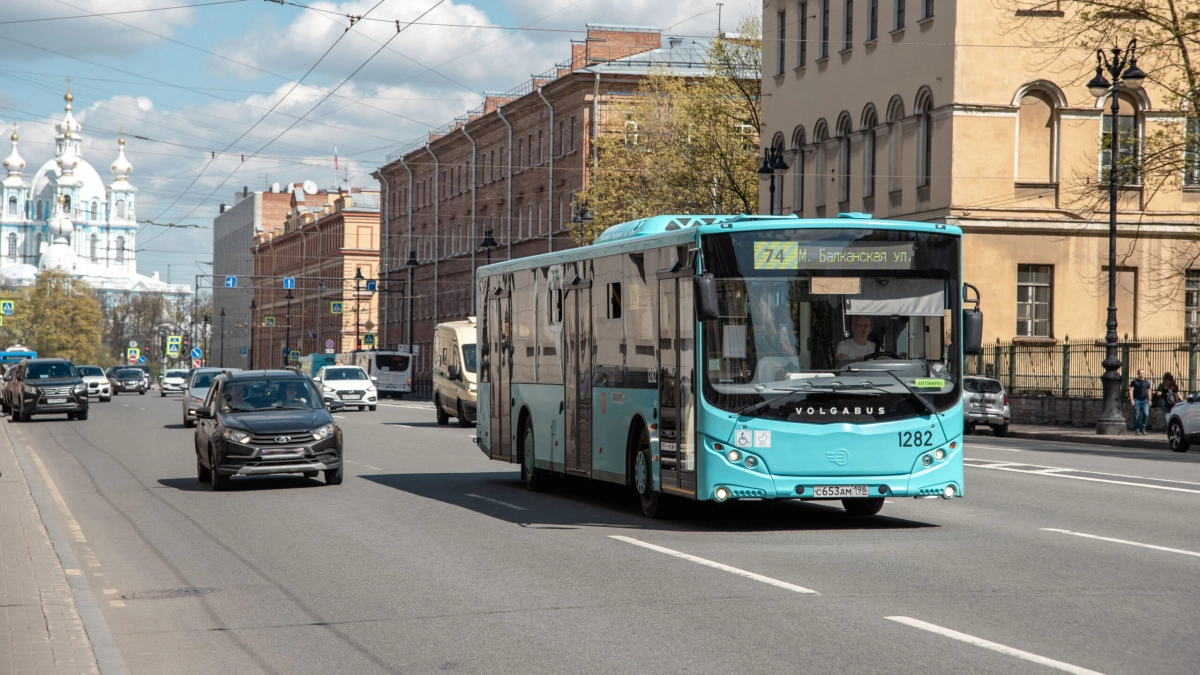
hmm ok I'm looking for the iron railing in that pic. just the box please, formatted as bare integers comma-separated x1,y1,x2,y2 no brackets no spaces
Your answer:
965,336,1199,398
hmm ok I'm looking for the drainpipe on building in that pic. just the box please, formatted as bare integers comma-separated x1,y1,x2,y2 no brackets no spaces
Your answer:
400,156,414,350
592,72,601,176
496,103,514,262
537,86,555,253
426,144,440,336
461,123,478,313
378,171,389,348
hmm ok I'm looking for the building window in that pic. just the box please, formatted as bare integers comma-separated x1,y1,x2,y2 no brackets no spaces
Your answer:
1187,271,1200,341
115,236,126,262
843,0,853,50
558,120,565,156
836,115,852,204
862,109,877,198
116,199,126,219
89,234,98,262
813,122,828,209
499,147,505,177
895,0,905,30
538,130,544,165
1016,264,1052,337
916,91,933,188
868,0,878,39
820,0,830,59
517,139,523,170
1186,118,1200,187
791,126,806,213
1017,90,1056,183
6,233,15,260
921,0,933,19
90,201,98,220
528,134,533,167
776,10,787,75
6,196,15,217
570,115,577,152
798,1,808,66
1100,98,1140,185
887,98,904,193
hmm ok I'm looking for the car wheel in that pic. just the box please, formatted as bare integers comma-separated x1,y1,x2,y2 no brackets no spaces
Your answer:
963,424,975,435
1,399,8,414
10,405,19,423
197,457,211,483
369,405,377,412
1168,420,1190,453
634,428,665,518
457,400,471,427
77,409,88,421
842,498,885,516
139,390,145,395
435,395,449,426
18,407,29,423
992,424,1009,438
101,396,110,402
324,465,343,485
521,420,546,492
359,405,366,411
209,449,230,491
67,412,78,421
303,471,319,478
113,391,118,396
184,418,195,429
160,391,166,397
395,393,404,400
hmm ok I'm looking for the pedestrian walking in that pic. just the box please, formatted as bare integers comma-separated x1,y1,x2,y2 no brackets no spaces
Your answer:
1129,369,1152,435
1152,372,1181,417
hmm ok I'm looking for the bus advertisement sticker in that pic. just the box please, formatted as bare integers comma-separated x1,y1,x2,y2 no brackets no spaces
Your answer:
734,429,752,447
753,430,772,448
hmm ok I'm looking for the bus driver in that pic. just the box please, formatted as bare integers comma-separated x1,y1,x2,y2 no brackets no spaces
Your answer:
836,315,877,365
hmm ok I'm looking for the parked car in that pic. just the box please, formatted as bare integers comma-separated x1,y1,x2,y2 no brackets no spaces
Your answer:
1164,393,1198,452
312,365,377,411
160,369,188,397
182,367,240,427
76,365,112,402
963,376,1010,437
193,370,344,490
112,368,147,395
5,358,88,422
432,319,477,427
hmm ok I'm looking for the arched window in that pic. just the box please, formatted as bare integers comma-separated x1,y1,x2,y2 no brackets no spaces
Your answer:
790,126,806,214
35,199,43,220
836,113,853,204
1101,91,1141,185
90,234,99,262
886,96,905,193
915,88,934,188
1016,88,1057,183
861,105,878,200
90,201,99,221
114,236,125,262
115,199,126,219
6,233,16,261
63,195,71,215
6,196,15,217
813,119,829,211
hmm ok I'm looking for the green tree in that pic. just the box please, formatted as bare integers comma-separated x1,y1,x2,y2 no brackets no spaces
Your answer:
0,270,104,363
583,16,762,240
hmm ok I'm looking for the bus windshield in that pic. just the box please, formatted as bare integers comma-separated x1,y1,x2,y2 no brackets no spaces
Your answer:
374,354,410,372
700,228,961,423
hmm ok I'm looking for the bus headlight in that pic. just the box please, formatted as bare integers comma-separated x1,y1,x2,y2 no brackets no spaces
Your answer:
935,449,946,460
713,486,731,502
744,456,757,468
943,485,957,499
727,449,741,462
921,454,933,466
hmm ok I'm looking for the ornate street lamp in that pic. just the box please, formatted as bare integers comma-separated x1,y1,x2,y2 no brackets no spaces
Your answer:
354,268,365,350
758,145,789,215
1087,38,1146,436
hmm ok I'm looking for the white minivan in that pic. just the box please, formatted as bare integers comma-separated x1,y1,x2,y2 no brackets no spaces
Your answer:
432,319,477,427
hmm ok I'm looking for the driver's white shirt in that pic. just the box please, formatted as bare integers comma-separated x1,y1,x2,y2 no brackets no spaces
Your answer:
836,338,877,361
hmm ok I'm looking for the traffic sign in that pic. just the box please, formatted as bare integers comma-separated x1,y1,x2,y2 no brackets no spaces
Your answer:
264,316,275,327
167,335,182,345
137,356,146,364
127,347,139,364
324,349,334,354
190,347,203,359
240,347,248,356
289,350,300,362
325,339,334,349
192,358,202,368
128,339,138,349
330,301,343,314
363,320,375,331
362,333,376,346
128,354,137,364
0,300,13,316
167,345,179,356
365,280,377,292
224,276,237,288
283,277,295,290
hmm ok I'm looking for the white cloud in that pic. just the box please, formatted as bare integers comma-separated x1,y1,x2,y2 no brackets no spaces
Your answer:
0,0,196,60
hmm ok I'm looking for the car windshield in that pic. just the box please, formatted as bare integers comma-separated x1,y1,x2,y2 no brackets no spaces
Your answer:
461,344,477,374
77,366,103,377
700,228,961,423
165,370,187,378
27,362,78,379
191,372,219,389
323,367,367,381
964,379,1004,394
117,369,142,378
219,379,323,412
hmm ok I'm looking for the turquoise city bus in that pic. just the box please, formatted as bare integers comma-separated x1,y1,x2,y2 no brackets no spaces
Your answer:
474,214,983,517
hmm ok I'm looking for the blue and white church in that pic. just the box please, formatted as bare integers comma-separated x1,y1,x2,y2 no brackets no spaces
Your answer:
0,90,190,298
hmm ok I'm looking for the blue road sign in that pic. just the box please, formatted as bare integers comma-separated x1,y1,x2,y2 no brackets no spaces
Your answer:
0,300,13,316
224,276,237,288
137,356,147,364
190,347,203,359
283,277,295,290
365,280,377,292
240,347,248,356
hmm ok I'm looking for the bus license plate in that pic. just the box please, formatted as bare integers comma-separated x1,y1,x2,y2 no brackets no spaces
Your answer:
814,485,868,498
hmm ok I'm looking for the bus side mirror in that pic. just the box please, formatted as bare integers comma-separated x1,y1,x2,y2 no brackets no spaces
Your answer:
963,309,983,356
694,273,719,322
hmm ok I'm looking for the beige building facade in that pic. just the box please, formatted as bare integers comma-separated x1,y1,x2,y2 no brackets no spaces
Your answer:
760,0,1200,344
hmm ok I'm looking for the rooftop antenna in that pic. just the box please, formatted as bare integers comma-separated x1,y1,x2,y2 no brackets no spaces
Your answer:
717,3,723,35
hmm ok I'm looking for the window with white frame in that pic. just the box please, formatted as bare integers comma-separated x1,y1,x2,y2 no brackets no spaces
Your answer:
921,0,933,19
1016,264,1052,337
1099,100,1140,185
798,1,808,66
868,0,878,39
862,110,877,198
814,124,828,209
843,0,853,50
776,10,787,75
916,92,933,188
820,0,830,59
895,0,905,30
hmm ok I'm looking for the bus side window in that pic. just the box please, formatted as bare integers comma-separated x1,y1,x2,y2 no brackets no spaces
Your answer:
608,282,622,319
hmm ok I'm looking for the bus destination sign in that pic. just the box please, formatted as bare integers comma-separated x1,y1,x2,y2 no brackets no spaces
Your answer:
753,242,915,271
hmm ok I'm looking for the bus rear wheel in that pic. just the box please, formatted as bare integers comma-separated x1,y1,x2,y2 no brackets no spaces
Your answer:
521,420,546,491
842,498,884,516
633,430,664,518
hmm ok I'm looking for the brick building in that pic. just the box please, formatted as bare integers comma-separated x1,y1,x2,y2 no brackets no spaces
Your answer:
250,183,380,368
373,25,711,381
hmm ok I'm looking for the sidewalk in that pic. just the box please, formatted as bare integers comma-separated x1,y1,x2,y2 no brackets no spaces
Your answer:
0,423,100,675
1001,424,1170,451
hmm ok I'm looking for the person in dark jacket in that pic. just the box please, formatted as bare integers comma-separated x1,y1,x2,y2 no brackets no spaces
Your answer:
1152,372,1181,416
1129,369,1152,435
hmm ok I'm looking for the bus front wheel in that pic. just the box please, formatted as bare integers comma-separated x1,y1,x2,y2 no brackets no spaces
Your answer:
634,431,664,518
521,421,547,491
842,498,884,517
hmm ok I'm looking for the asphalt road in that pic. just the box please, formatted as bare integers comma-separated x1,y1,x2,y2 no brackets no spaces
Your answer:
8,393,1200,674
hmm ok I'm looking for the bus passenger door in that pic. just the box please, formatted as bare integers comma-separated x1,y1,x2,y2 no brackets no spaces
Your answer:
565,279,593,475
658,273,696,495
489,291,512,461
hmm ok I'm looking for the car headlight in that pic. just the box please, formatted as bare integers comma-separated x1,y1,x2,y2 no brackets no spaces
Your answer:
322,386,335,393
23,385,37,394
366,385,376,392
311,424,335,440
191,396,204,404
73,383,87,392
468,383,477,392
223,429,252,444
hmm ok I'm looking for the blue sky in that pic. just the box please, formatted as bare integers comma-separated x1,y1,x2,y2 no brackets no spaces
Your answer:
0,0,750,284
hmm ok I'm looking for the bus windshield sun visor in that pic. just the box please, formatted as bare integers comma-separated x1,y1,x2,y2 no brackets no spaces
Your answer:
844,278,945,317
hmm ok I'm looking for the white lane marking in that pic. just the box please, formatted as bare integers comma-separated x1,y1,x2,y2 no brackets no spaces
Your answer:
886,616,1104,675
465,493,527,511
610,535,819,594
389,424,411,428
1041,528,1200,559
968,443,1023,452
363,465,382,471
334,415,346,419
345,460,361,465
965,460,1200,494
377,402,434,410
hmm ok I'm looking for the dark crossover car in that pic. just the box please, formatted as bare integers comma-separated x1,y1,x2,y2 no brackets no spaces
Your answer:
3,359,89,422
112,368,147,395
193,370,345,491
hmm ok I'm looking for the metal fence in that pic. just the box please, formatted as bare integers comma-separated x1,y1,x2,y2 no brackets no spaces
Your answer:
965,337,1199,398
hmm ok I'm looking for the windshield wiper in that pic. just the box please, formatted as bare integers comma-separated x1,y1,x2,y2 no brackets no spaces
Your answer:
737,383,881,417
868,369,937,415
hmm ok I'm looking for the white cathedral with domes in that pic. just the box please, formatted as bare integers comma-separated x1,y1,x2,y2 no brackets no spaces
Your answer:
0,90,190,297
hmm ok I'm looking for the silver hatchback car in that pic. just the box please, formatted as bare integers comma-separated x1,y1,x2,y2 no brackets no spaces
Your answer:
963,376,1011,437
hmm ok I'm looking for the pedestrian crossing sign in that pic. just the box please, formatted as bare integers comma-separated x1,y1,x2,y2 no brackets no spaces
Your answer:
289,350,300,362
363,333,376,346
264,316,275,327
330,301,343,314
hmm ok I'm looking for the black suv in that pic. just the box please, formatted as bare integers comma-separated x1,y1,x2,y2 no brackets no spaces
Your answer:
5,359,89,422
194,370,345,491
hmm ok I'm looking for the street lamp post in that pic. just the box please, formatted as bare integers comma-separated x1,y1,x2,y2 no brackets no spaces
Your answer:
285,288,294,368
758,145,789,215
406,250,418,354
249,299,256,369
569,202,593,247
203,314,210,367
1086,39,1146,436
219,308,226,367
354,268,365,351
